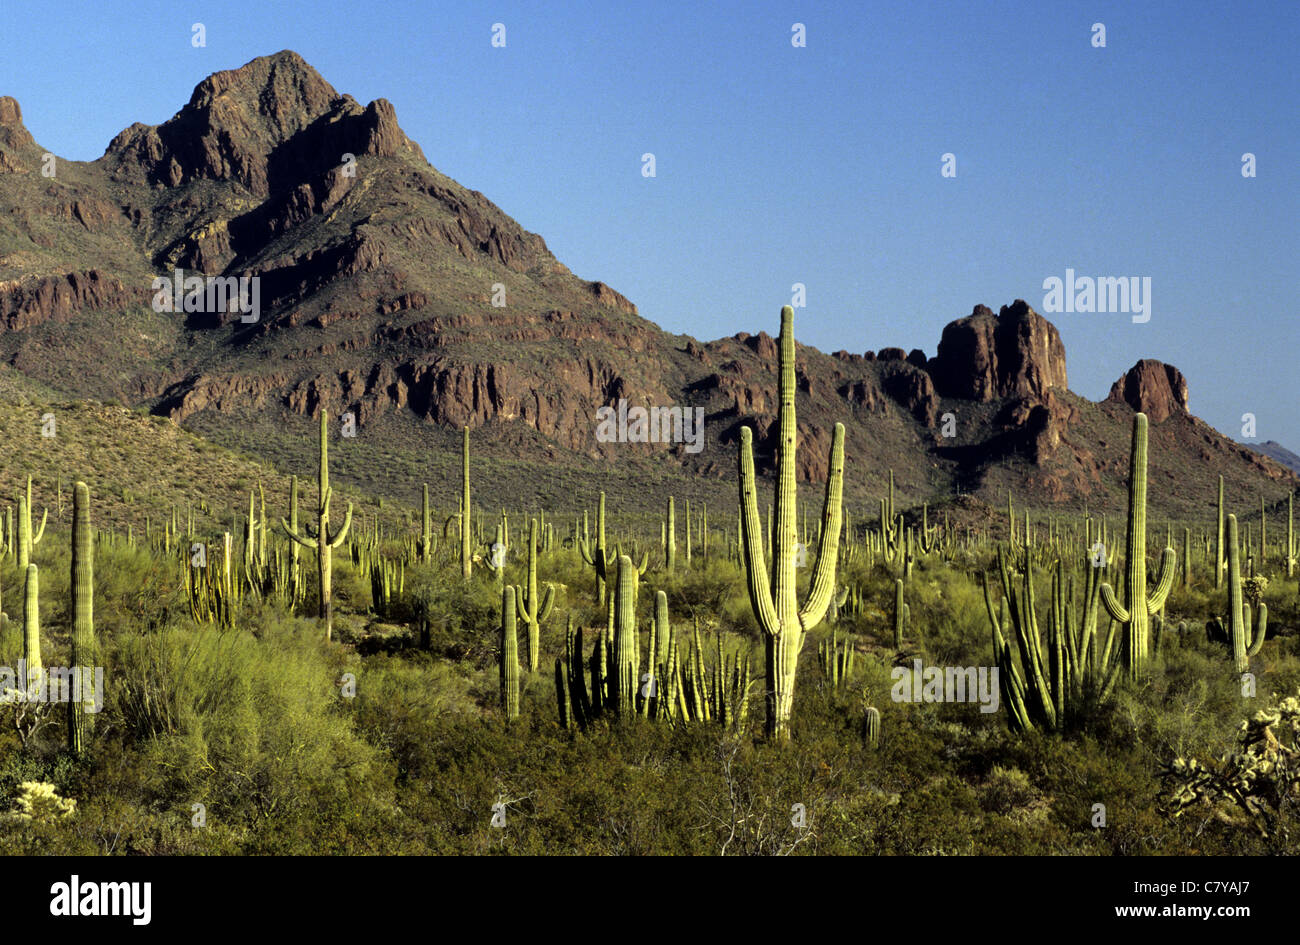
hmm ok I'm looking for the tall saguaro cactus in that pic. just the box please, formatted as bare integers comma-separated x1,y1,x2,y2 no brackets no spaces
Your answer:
738,306,846,740
1221,514,1267,674
500,585,520,719
611,554,640,716
515,517,555,672
1215,475,1226,588
460,427,472,580
421,483,433,563
68,482,94,753
22,563,40,693
664,497,677,574
579,492,617,605
1099,413,1176,681
16,480,47,571
282,410,353,641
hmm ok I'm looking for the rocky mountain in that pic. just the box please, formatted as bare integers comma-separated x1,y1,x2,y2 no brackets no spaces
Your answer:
1252,441,1300,476
0,51,1293,520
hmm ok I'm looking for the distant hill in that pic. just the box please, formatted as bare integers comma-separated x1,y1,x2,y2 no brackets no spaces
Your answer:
1251,441,1300,476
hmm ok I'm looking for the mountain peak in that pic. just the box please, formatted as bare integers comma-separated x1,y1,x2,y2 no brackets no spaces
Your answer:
185,50,339,138
0,95,35,155
928,300,1068,402
1106,359,1188,423
0,96,23,126
102,50,424,195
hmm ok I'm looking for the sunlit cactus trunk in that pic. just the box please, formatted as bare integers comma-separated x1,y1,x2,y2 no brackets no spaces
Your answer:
515,518,554,672
738,306,845,740
1215,475,1225,588
22,563,40,694
500,585,520,719
461,427,472,580
611,554,639,716
68,482,94,754
281,411,353,641
1099,413,1176,681
421,482,433,563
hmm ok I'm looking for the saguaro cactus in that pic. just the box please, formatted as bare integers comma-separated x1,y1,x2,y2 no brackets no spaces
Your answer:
460,427,472,580
578,492,617,605
16,482,47,571
1215,475,1225,588
421,483,433,563
1099,413,1176,681
22,563,40,693
664,497,677,573
68,482,94,753
863,705,881,748
893,578,908,649
1288,492,1295,578
287,475,303,605
738,305,846,740
611,554,640,716
515,518,555,672
500,585,520,719
1220,514,1267,674
282,410,354,641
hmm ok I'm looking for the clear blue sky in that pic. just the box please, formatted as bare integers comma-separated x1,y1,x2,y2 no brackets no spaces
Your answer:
5,0,1298,447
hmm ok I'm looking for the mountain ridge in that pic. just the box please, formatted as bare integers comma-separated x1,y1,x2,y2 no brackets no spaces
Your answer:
0,51,1293,520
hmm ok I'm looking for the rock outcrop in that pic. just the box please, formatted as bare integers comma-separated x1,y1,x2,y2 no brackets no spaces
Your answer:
1106,359,1188,423
929,301,1067,402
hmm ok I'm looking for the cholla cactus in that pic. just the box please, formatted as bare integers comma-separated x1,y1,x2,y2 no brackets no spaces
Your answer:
5,781,75,823
1162,689,1300,840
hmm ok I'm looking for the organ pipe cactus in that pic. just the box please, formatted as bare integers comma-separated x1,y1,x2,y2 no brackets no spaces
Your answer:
983,544,1115,733
68,482,94,753
738,305,846,740
1098,413,1176,681
818,630,855,690
565,616,591,729
500,585,520,719
555,657,571,730
515,518,555,672
281,410,354,641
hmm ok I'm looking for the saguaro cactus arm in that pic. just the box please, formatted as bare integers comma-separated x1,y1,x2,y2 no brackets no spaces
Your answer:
797,423,845,628
328,502,354,548
281,517,319,549
738,427,780,636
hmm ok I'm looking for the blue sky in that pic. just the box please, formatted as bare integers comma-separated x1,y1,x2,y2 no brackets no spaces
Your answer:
5,0,1298,447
